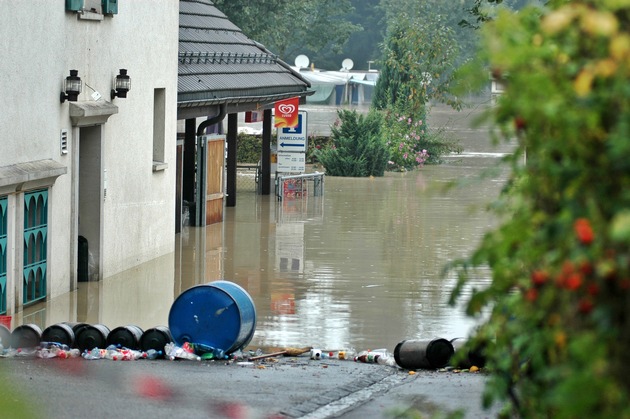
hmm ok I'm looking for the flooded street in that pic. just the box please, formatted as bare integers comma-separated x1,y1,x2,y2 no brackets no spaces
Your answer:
18,102,513,352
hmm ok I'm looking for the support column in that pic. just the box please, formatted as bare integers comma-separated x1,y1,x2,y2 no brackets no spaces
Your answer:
183,118,196,221
261,109,272,195
226,113,238,207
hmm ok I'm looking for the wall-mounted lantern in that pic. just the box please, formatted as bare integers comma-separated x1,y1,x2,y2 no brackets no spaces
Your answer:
60,70,82,103
111,68,131,100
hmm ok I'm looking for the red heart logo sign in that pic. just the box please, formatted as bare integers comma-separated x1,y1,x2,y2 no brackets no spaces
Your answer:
278,104,295,114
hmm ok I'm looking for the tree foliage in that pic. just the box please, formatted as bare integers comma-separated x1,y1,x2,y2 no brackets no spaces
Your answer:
459,0,546,28
316,109,389,177
373,13,463,115
370,10,463,168
451,1,630,417
212,0,362,60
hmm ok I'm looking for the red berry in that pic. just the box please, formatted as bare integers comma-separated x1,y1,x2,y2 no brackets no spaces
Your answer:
574,218,594,245
514,116,527,131
565,273,583,290
579,261,594,276
578,298,594,314
531,270,548,287
525,288,538,302
586,283,599,296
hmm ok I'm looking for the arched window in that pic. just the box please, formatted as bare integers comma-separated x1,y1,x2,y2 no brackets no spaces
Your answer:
23,190,47,305
0,196,7,314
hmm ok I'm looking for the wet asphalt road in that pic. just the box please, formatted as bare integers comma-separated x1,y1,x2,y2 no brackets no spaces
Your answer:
1,354,499,418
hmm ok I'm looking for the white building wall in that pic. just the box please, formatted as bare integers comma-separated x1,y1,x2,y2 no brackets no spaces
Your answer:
0,1,179,311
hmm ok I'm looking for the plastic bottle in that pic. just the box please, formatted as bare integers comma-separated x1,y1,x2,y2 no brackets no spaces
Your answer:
164,342,201,361
38,342,75,359
230,350,245,361
58,348,81,359
40,342,70,351
120,348,144,360
375,352,397,367
37,348,58,359
183,342,226,360
82,347,105,360
324,348,356,360
355,350,369,363
355,349,391,364
104,344,122,360
143,349,162,360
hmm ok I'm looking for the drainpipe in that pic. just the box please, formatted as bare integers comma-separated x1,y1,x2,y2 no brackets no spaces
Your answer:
195,104,227,226
196,104,226,137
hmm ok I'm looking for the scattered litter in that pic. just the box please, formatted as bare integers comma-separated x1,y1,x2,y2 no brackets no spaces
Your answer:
250,350,287,361
236,362,254,366
165,342,201,361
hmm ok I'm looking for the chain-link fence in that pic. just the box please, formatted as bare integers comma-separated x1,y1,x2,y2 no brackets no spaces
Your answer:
236,165,260,192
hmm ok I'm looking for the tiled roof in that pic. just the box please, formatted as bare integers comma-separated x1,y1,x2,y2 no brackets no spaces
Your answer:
178,0,311,112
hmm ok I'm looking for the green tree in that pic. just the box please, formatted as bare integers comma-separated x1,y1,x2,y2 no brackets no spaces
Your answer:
372,11,463,168
212,0,362,60
459,0,546,28
451,1,630,417
295,0,381,71
373,14,462,116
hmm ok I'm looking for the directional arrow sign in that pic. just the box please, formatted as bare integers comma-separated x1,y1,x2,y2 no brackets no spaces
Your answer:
277,111,307,152
279,142,304,148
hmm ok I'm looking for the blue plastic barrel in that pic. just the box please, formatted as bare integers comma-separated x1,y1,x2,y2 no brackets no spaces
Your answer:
168,280,256,355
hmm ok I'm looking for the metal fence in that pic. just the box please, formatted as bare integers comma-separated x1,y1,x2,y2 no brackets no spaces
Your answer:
275,172,325,201
236,165,260,192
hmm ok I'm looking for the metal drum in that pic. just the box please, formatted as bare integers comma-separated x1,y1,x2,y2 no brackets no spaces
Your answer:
168,280,256,355
450,337,488,369
394,338,454,370
0,324,11,348
140,326,173,354
11,324,43,348
106,325,144,350
41,323,75,347
75,324,110,352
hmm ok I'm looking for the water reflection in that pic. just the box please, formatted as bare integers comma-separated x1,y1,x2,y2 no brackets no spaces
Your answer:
19,104,511,353
225,156,508,350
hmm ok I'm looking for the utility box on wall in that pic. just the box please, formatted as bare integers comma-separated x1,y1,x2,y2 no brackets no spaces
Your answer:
102,0,118,14
66,0,84,11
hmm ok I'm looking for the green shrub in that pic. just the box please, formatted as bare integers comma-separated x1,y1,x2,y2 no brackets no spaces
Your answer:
236,134,262,164
316,109,390,177
451,2,630,417
382,106,462,170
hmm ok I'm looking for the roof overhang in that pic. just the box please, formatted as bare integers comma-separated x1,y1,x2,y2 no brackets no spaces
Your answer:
177,90,314,120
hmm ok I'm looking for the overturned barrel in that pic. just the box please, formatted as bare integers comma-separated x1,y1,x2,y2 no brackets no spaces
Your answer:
41,323,75,347
106,325,144,350
394,338,454,370
75,324,110,352
11,324,42,349
168,280,256,355
0,324,11,348
140,326,172,355
450,337,488,369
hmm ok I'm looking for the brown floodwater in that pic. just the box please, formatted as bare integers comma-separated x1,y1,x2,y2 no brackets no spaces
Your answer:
17,103,513,353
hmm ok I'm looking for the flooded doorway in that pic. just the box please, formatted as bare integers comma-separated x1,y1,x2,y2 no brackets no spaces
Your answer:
77,125,103,282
